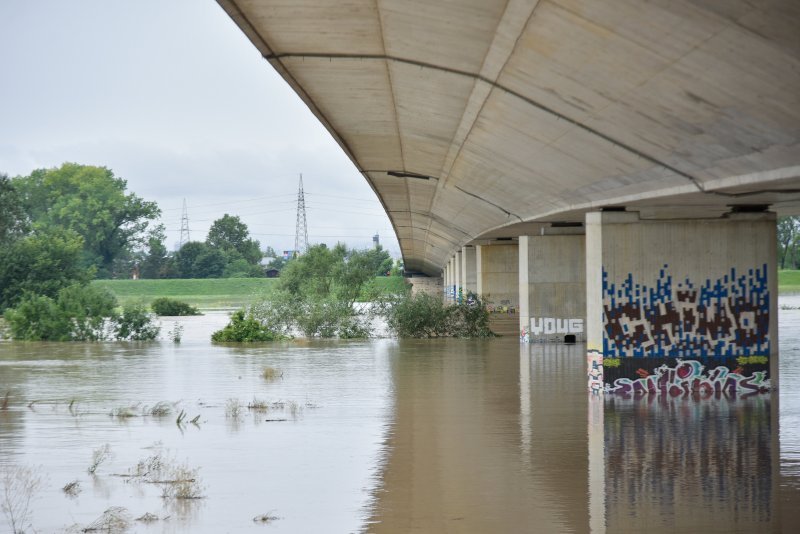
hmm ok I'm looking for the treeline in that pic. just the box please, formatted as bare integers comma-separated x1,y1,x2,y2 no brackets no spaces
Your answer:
0,162,399,340
0,163,396,287
143,214,267,279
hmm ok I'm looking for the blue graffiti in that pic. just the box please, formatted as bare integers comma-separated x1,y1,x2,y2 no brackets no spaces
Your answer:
602,264,769,358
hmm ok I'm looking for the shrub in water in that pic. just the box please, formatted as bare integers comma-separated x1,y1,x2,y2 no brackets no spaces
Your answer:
383,291,494,338
150,297,201,316
115,304,161,341
3,284,160,341
211,310,283,342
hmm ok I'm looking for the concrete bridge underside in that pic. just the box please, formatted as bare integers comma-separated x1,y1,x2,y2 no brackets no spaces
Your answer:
218,0,800,275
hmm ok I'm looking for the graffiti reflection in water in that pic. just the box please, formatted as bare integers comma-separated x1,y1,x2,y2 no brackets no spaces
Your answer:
605,394,773,531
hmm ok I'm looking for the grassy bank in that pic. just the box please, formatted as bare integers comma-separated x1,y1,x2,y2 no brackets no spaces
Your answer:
94,272,800,310
93,278,277,309
93,276,409,309
780,270,800,294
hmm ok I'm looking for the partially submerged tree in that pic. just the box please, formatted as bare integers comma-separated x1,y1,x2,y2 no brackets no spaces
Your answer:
213,243,384,340
382,291,494,338
3,284,159,342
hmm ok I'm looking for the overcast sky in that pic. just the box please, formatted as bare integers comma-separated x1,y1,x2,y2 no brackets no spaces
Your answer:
0,0,400,257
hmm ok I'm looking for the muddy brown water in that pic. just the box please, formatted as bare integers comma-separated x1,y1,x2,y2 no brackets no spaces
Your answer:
1,298,799,533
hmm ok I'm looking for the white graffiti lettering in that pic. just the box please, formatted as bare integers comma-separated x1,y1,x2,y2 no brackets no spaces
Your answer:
530,317,584,336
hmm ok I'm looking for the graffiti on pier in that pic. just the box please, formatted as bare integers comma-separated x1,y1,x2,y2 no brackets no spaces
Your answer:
605,359,770,397
602,264,770,358
521,317,585,343
588,351,604,394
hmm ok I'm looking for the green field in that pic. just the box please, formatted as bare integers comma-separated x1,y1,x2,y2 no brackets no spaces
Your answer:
92,278,278,309
94,272,800,309
780,270,800,294
93,276,409,309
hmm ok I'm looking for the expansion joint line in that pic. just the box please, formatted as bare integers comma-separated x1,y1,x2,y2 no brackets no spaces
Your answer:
263,51,706,192
453,185,524,222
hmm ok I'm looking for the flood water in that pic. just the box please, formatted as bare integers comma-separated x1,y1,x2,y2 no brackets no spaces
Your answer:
1,297,799,533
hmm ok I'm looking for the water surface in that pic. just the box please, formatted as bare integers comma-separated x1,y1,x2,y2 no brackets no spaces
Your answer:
0,300,799,532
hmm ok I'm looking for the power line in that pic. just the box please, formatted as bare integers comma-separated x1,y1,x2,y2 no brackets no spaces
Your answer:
160,192,298,212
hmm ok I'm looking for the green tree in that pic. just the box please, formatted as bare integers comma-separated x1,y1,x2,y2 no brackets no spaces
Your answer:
223,257,264,278
778,216,800,269
13,163,160,277
174,241,229,278
0,228,93,311
206,214,262,265
0,174,28,244
278,243,343,298
361,245,393,276
139,225,169,279
174,241,206,278
194,247,228,278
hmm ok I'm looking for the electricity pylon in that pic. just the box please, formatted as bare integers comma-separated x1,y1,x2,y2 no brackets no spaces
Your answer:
179,198,191,249
294,174,309,255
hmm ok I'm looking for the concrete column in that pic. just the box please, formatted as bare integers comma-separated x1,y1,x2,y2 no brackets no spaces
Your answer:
448,256,456,302
476,242,519,310
461,246,477,295
405,276,443,297
518,229,585,341
585,211,777,395
454,250,463,302
443,263,451,302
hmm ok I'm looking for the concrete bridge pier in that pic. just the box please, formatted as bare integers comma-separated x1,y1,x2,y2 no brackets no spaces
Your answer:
443,259,452,303
454,250,463,302
585,211,778,394
518,228,586,343
475,242,519,336
461,246,477,296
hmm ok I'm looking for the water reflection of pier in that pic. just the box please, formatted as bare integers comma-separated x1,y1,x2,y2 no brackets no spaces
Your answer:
369,339,799,532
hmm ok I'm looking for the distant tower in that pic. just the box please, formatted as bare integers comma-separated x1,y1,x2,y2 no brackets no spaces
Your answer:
294,174,309,255
373,232,380,249
179,198,191,249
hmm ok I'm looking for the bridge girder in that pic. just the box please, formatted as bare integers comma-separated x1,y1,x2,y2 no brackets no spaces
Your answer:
218,0,800,274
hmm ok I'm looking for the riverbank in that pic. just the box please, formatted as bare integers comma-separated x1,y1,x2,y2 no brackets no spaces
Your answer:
94,271,800,309
92,276,408,309
780,270,800,293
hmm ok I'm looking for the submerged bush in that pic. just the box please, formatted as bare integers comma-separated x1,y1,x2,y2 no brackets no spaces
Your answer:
3,284,159,341
150,297,200,317
115,304,161,341
211,310,283,342
383,291,494,338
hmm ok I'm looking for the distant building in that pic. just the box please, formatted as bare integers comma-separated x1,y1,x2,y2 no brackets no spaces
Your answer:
373,232,380,249
265,268,280,278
